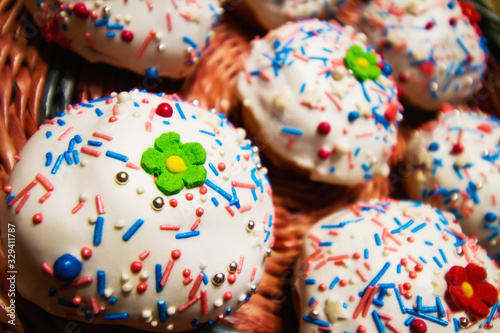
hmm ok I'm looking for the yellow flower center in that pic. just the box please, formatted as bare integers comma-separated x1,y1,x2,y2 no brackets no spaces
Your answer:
166,156,187,174
461,282,474,298
356,57,369,69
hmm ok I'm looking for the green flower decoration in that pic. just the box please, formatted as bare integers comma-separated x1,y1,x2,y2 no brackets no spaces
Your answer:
141,132,207,196
344,45,382,82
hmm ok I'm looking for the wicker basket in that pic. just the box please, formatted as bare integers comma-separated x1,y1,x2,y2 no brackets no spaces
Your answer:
1,0,499,332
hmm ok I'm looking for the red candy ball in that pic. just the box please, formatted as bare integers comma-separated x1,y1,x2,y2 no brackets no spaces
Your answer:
317,122,331,135
171,249,181,260
155,102,173,118
410,319,427,333
137,282,148,292
223,291,232,300
121,30,134,43
80,247,92,259
131,261,142,273
73,3,89,19
318,149,330,160
32,213,43,224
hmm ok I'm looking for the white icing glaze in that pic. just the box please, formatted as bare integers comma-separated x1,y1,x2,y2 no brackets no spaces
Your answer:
359,0,488,111
237,19,402,186
406,107,500,263
238,0,342,30
0,90,274,331
296,199,500,332
24,0,223,78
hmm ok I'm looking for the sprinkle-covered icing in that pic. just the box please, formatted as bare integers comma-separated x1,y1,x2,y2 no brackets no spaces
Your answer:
359,0,488,111
0,90,273,331
406,107,500,263
238,19,402,186
296,199,500,333
238,0,342,30
24,0,223,78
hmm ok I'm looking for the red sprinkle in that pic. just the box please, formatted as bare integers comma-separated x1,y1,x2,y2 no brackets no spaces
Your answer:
318,149,330,160
169,199,178,208
185,193,194,201
227,273,236,284
217,163,226,171
199,186,208,195
183,269,191,278
72,296,82,305
223,291,232,300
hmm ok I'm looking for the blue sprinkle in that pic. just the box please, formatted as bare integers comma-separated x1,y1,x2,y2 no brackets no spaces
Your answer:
45,152,53,167
371,310,386,333
397,264,402,274
211,197,219,207
46,131,52,139
419,256,427,263
175,103,186,120
404,317,415,326
106,151,129,162
202,271,208,285
104,313,130,320
64,151,73,166
364,249,369,259
57,119,66,126
106,23,124,30
318,242,332,246
97,270,105,297
251,188,257,201
58,298,79,308
367,262,390,288
416,295,422,312
302,316,330,327
5,194,15,205
264,231,271,243
163,121,170,125
155,264,163,293
67,138,75,152
48,288,57,297
329,277,339,290
205,179,232,201
308,296,316,306
281,127,303,135
108,297,118,303
428,142,439,151
158,299,167,323
406,308,449,326
436,297,445,318
93,217,104,245
94,18,108,27
72,150,80,165
208,163,219,176
51,154,64,174
145,67,158,79
432,256,443,268
374,233,381,246
74,135,82,144
87,140,103,147
439,249,447,264
89,96,112,103
134,102,140,107
105,32,116,38
411,223,427,233
305,279,316,285
78,103,94,108
122,219,144,241
394,288,406,314
183,36,198,48
486,302,498,324
199,130,215,137
175,231,200,239
215,139,222,146
453,317,460,331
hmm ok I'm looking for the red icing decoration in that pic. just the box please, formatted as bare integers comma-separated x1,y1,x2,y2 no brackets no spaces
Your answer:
72,296,82,305
317,122,331,135
419,61,435,75
410,319,427,333
199,186,208,195
217,163,226,171
183,269,191,278
185,193,194,201
33,213,43,224
131,261,142,273
121,30,134,43
477,124,493,134
223,291,232,300
73,3,89,19
169,199,178,207
425,21,435,30
171,249,181,260
108,116,117,123
384,103,399,123
447,263,499,319
155,103,173,118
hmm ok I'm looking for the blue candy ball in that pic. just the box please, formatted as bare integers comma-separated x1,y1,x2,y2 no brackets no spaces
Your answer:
53,254,82,281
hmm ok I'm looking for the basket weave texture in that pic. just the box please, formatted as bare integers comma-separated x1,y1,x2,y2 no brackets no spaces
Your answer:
1,1,500,332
